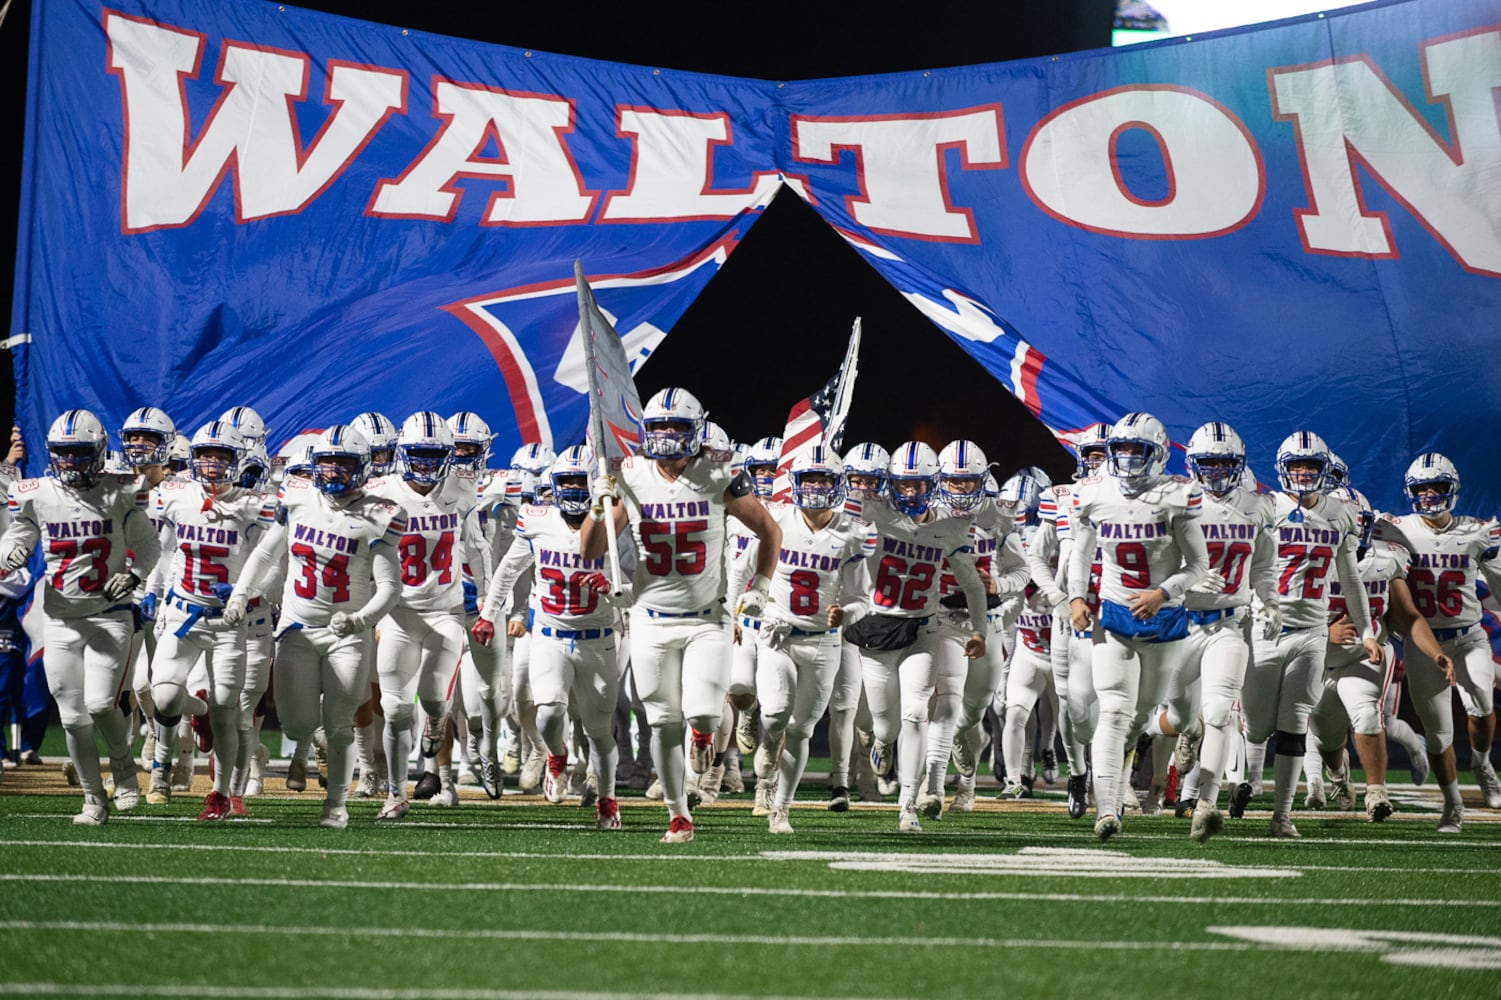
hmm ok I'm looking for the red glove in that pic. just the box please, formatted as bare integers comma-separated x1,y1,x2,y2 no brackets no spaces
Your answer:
470,617,496,647
580,571,612,594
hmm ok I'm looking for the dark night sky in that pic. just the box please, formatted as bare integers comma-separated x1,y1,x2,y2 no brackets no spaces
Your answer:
0,0,1116,483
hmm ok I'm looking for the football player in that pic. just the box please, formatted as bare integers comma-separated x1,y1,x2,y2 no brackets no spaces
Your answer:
224,425,405,829
1067,413,1210,841
351,412,399,479
845,441,988,833
1243,432,1380,838
145,420,275,819
0,410,162,823
1381,453,1501,829
581,388,781,844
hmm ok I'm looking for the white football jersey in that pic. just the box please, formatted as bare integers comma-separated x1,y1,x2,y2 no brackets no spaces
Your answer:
1,476,159,618
762,502,876,631
618,454,735,614
1186,487,1277,610
368,473,480,613
724,517,761,608
1068,475,1208,607
1382,513,1501,629
1326,539,1410,669
152,480,275,605
1014,583,1055,656
859,501,977,620
1269,491,1372,633
508,503,614,631
269,477,406,626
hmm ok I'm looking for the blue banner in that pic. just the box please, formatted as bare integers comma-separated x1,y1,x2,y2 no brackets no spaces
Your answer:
12,0,1501,515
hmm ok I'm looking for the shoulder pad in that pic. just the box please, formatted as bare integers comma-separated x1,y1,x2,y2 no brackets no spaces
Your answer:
726,469,754,499
522,503,551,518
15,478,39,494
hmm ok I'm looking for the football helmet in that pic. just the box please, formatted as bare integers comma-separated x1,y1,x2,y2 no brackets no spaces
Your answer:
937,439,988,512
703,421,732,460
166,436,191,473
1348,487,1376,559
310,425,372,496
271,431,322,485
46,409,108,488
119,406,176,468
998,466,1047,523
188,421,246,489
1106,412,1170,493
744,436,783,499
219,406,267,448
1324,451,1349,494
1404,452,1460,517
238,443,270,491
888,441,941,517
510,443,557,503
396,411,454,487
284,444,316,481
639,387,705,459
1185,421,1247,497
550,445,594,515
446,412,492,470
1072,423,1111,480
789,445,845,511
842,442,890,500
351,412,398,477
1275,430,1330,499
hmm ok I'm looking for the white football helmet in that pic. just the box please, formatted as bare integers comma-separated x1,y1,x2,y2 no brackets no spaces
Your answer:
703,421,733,460
351,412,398,477
310,425,372,496
271,431,322,485
1275,430,1330,499
1072,423,1111,480
998,467,1047,523
937,439,988,512
47,409,108,488
239,442,270,491
188,420,246,489
446,412,492,470
284,445,316,480
1324,451,1349,494
744,436,783,499
888,441,941,517
1404,452,1460,517
842,442,890,500
397,411,454,487
1185,421,1247,497
219,406,267,449
119,406,176,468
1106,412,1170,493
510,443,557,503
550,445,594,515
639,388,705,459
790,445,845,511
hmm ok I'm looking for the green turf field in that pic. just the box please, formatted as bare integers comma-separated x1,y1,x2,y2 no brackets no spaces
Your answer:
1,760,1497,999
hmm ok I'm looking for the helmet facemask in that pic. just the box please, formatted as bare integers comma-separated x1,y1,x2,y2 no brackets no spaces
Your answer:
314,454,367,496
49,444,104,488
1188,454,1245,497
791,470,843,511
889,474,937,517
939,474,986,512
640,419,701,460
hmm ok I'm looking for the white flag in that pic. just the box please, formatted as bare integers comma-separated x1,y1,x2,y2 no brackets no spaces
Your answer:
575,261,642,461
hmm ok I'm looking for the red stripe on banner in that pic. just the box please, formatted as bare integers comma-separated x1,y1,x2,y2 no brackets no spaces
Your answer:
1018,344,1045,417
773,400,822,502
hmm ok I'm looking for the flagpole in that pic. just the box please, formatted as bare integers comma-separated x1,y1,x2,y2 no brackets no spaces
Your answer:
575,261,625,597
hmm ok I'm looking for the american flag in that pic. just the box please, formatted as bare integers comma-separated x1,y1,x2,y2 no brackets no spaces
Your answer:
771,320,860,501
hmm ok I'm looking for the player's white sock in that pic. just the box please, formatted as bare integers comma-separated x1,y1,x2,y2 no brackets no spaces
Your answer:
65,725,106,798
1273,751,1301,816
1441,778,1463,809
1246,740,1268,790
653,723,689,818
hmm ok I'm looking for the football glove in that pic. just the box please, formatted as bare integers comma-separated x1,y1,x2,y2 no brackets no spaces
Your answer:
735,574,772,619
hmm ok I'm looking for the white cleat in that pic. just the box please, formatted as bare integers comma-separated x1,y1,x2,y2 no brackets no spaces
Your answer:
752,776,775,817
246,743,268,798
767,807,794,835
645,776,664,801
915,792,943,821
146,766,171,806
62,759,80,787
519,753,544,794
897,805,923,833
1269,811,1301,838
1328,760,1357,811
735,705,760,756
318,802,349,829
285,756,308,793
869,740,894,780
375,796,409,822
169,754,194,794
73,794,109,826
1094,813,1121,842
1364,784,1393,822
1409,737,1429,787
1304,773,1326,810
660,816,694,844
110,758,141,812
698,763,724,805
1474,759,1501,809
1189,802,1224,844
753,730,785,781
951,734,976,779
1437,801,1464,834
355,769,379,799
721,756,745,794
139,730,157,775
950,777,976,814
434,782,459,808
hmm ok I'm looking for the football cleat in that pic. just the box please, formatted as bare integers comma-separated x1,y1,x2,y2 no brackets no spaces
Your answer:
1436,801,1464,834
1066,773,1089,819
722,754,745,794
579,773,599,809
1140,784,1164,817
1304,771,1326,810
285,756,307,793
169,753,194,793
1174,795,1198,820
735,704,761,756
62,759,79,787
139,730,157,774
950,777,976,813
147,764,171,805
767,807,794,835
827,785,851,812
376,796,410,822
318,802,349,830
355,768,379,799
413,771,441,800
73,794,109,826
313,730,329,789
1228,782,1253,819
1189,802,1224,844
689,728,715,775
1328,759,1357,810
1269,811,1300,838
198,790,231,821
1409,736,1429,787
229,795,248,817
685,770,702,810
897,805,922,833
1041,749,1059,785
869,739,894,779
245,743,268,797
752,775,775,817
501,740,522,776
915,792,943,821
518,752,544,794
596,796,621,830
1364,784,1393,822
480,757,503,800
951,734,977,779
876,775,899,797
1094,813,1122,842
1474,758,1501,809
645,776,664,801
698,763,724,805
753,730,785,780
189,690,214,752
434,780,459,807
543,754,569,804
419,715,443,759
110,757,140,811
998,781,1028,801
660,816,694,844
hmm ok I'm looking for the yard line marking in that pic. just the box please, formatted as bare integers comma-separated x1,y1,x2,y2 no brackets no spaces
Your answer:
1,873,1496,907
0,919,1257,952
0,986,884,1000
5,813,275,824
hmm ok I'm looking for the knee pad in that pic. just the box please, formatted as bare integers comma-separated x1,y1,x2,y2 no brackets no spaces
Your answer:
383,701,415,729
1201,698,1234,732
1274,729,1307,756
1349,703,1382,737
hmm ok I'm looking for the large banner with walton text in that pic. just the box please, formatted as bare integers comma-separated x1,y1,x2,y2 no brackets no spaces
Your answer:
11,0,1501,513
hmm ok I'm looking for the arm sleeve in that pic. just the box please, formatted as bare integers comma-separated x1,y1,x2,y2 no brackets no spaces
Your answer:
235,521,287,601
355,543,403,625
1334,533,1375,640
1158,507,1210,602
480,541,533,621
946,550,990,635
991,534,1031,599
1067,519,1098,604
838,557,872,626
1250,522,1279,607
1023,520,1066,607
123,508,162,579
